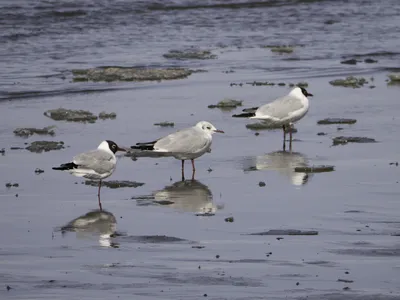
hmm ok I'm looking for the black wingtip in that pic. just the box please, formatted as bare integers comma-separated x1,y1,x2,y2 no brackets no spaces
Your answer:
52,162,78,171
232,112,256,118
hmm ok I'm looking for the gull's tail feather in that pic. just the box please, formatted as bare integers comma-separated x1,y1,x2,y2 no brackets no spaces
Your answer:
242,107,259,113
52,162,78,171
232,112,256,118
131,140,157,151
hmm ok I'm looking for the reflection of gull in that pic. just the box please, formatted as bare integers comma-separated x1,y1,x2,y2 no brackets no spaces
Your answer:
244,151,311,186
141,180,221,215
58,210,118,247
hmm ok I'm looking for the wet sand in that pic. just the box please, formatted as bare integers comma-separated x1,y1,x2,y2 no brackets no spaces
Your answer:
1,67,400,299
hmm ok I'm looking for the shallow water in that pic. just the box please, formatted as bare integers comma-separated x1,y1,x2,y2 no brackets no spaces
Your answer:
1,0,400,299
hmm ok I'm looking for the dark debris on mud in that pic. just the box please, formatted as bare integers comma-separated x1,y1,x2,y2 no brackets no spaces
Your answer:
72,67,193,82
163,49,217,60
317,118,357,125
154,121,174,127
45,108,98,123
247,229,319,236
26,141,65,153
208,99,243,110
332,136,377,146
98,111,117,120
84,180,145,189
14,126,56,137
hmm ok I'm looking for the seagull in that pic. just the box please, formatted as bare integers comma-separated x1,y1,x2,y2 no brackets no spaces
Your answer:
52,140,126,210
233,87,313,151
131,121,224,180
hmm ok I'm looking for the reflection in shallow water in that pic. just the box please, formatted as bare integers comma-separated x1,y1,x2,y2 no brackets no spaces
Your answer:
57,210,118,248
243,151,311,186
135,180,222,215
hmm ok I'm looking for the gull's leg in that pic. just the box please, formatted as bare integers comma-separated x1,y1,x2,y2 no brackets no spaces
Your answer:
191,159,196,180
282,125,286,152
98,180,103,211
289,123,293,152
181,160,185,181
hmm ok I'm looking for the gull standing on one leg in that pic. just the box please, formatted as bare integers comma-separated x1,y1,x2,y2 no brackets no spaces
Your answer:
233,87,313,151
131,121,224,181
52,140,127,210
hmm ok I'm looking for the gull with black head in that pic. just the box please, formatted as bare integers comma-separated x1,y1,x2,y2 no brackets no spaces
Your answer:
53,140,126,210
131,121,224,181
233,87,313,151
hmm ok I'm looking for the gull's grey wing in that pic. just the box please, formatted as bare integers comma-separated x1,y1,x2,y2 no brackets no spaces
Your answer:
255,95,304,119
154,127,210,153
73,150,114,174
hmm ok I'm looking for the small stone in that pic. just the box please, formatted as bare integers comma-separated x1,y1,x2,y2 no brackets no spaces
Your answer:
276,237,284,240
332,136,377,146
278,82,286,86
389,162,399,166
255,132,260,136
296,282,300,286
224,217,234,223
208,99,243,109
15,194,18,197
317,132,326,136
258,181,266,187
216,255,220,259
34,168,44,174
0,148,5,154
6,285,11,291
207,167,213,173
343,287,350,291
317,118,357,125
297,82,308,88
203,294,208,297
369,85,376,89
364,58,377,63
340,59,358,65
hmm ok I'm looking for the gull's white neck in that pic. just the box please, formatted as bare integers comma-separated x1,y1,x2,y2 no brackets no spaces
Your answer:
289,88,309,105
97,141,114,155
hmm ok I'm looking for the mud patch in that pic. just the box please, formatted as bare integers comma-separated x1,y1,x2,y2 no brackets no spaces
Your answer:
294,165,335,173
119,235,192,244
333,247,400,257
317,118,357,125
72,67,193,82
332,136,377,146
388,73,400,85
84,180,145,189
44,108,98,123
26,141,65,153
13,126,56,137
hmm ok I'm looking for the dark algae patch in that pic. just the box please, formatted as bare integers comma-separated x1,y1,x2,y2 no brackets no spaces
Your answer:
294,165,335,173
26,141,65,153
248,229,319,236
154,121,175,127
84,180,145,189
317,118,357,125
72,67,193,82
44,108,98,123
98,112,116,120
163,49,217,60
208,99,243,110
332,136,377,146
14,126,56,137
329,76,368,88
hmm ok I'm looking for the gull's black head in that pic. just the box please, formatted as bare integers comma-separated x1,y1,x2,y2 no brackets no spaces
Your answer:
300,87,313,97
106,140,126,154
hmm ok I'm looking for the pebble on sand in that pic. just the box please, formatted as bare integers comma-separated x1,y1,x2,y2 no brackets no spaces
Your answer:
225,217,234,222
258,181,266,187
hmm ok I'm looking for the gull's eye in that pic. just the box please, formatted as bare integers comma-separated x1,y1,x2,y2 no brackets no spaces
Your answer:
207,126,211,130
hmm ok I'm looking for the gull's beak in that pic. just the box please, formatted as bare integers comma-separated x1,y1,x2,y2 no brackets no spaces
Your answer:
214,129,225,133
307,92,314,97
117,146,127,152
